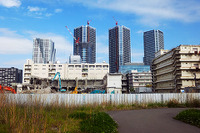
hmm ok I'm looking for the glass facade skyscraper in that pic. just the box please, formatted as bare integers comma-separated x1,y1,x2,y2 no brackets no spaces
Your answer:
32,38,56,64
119,63,150,74
109,25,131,73
143,30,164,65
74,25,96,63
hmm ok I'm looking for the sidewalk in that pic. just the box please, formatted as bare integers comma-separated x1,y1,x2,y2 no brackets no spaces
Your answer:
108,108,200,133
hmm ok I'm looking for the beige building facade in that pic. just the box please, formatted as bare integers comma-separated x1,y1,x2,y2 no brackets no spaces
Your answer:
127,70,152,92
23,59,109,84
152,45,200,93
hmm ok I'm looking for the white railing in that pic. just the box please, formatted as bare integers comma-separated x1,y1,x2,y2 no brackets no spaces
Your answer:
3,93,200,106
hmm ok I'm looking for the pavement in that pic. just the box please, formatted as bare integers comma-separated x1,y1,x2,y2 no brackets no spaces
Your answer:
108,108,200,133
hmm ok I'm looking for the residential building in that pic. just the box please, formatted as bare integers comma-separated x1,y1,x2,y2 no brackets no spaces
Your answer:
143,30,164,65
32,38,56,64
69,55,82,64
23,59,109,84
0,67,22,86
74,25,96,63
127,70,152,93
109,25,131,73
119,63,150,74
152,45,200,93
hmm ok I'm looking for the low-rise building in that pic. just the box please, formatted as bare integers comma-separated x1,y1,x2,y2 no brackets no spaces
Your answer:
0,67,22,86
23,59,109,84
127,70,152,93
103,73,122,94
152,45,200,93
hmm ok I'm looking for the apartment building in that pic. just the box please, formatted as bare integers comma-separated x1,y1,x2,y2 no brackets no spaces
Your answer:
0,67,22,86
74,25,96,63
23,59,109,84
143,30,164,65
152,45,200,93
109,25,131,73
127,70,152,92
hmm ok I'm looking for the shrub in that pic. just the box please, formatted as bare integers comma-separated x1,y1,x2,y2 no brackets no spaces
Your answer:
185,99,200,108
175,109,200,128
167,99,180,108
68,111,89,119
80,112,118,133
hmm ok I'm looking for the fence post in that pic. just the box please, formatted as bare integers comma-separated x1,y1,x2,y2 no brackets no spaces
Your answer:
161,94,163,103
110,94,112,105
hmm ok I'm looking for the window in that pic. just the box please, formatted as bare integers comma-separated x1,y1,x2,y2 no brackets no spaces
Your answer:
194,64,199,68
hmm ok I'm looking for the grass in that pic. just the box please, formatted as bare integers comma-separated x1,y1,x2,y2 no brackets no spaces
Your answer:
174,109,200,128
0,94,200,132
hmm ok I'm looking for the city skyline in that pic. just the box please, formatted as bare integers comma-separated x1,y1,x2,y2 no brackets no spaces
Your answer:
0,0,200,69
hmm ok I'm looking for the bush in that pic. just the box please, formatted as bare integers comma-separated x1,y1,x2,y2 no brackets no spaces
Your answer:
185,99,200,108
175,109,200,128
147,103,166,108
68,111,89,119
167,99,180,108
80,112,118,133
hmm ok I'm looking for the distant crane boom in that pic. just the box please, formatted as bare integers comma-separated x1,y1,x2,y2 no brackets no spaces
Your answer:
87,20,92,25
65,26,80,44
113,17,118,26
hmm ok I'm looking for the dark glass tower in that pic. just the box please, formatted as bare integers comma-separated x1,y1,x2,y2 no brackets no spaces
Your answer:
143,30,164,65
109,25,131,73
74,26,96,63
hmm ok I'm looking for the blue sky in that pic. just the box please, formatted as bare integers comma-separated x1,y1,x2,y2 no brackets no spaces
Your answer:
0,0,200,69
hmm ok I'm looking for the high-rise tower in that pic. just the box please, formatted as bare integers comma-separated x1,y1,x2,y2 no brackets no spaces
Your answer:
32,38,56,64
109,25,131,73
74,25,96,63
143,30,164,65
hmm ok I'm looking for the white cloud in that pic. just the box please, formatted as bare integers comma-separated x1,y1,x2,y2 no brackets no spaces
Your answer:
27,6,47,12
66,0,200,25
3,59,27,69
0,28,32,54
55,9,63,13
0,0,21,8
136,30,143,34
45,13,52,17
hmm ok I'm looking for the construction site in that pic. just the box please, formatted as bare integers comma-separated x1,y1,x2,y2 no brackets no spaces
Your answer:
12,74,106,94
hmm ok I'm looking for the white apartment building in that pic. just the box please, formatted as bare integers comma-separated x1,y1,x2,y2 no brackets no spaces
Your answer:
127,70,152,92
152,45,200,93
23,59,109,84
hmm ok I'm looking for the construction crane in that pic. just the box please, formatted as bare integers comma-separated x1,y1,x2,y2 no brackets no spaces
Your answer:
113,16,118,26
87,20,91,25
65,26,80,44
52,72,66,92
0,84,16,94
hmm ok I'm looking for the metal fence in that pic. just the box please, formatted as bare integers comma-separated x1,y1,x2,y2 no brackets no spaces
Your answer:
3,93,200,106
